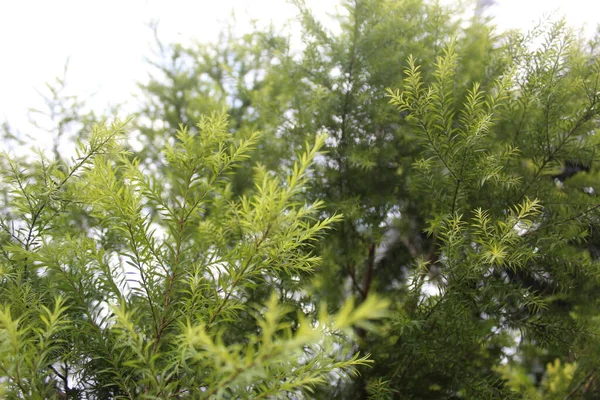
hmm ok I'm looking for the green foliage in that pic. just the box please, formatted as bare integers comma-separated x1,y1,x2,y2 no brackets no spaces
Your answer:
4,0,600,398
378,19,600,398
0,113,388,398
499,358,580,399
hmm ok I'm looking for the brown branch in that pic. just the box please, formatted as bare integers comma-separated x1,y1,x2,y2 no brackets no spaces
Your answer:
48,364,69,397
356,243,376,341
361,243,376,299
565,369,595,400
584,375,595,394
347,263,366,299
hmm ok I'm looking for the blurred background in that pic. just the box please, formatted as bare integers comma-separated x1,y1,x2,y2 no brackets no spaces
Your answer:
1,0,599,149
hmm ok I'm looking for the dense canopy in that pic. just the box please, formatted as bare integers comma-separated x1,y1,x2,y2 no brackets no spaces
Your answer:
2,0,600,398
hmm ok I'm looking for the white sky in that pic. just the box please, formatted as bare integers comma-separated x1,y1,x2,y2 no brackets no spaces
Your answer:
1,0,599,148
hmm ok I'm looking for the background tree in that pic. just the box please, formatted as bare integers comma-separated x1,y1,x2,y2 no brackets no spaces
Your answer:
137,1,600,397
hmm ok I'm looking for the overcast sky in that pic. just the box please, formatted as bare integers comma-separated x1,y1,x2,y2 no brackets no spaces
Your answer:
1,0,599,146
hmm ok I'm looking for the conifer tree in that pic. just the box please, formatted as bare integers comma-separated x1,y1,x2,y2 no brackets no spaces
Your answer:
4,0,600,398
133,1,600,397
0,114,388,398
